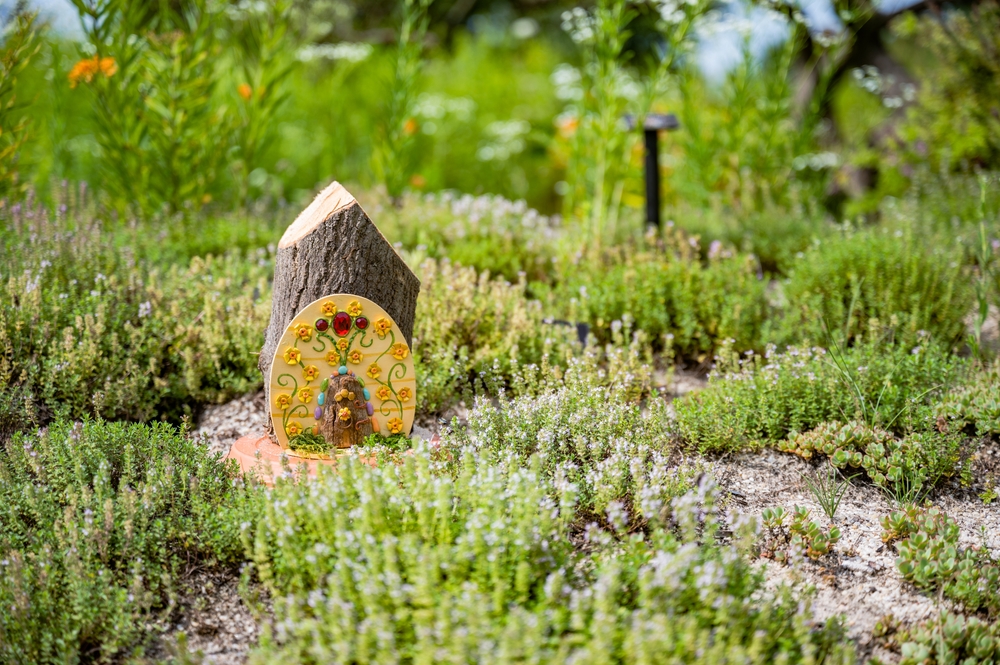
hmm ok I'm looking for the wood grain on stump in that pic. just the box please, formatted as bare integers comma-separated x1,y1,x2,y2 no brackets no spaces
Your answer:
259,181,420,426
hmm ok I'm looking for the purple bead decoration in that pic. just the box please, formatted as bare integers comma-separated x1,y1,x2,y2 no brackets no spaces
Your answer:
314,407,324,420
366,402,374,416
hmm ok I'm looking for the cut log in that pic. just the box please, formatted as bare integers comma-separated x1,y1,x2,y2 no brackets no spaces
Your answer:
259,181,420,420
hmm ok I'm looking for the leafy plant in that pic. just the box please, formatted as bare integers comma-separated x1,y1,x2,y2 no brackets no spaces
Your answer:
0,419,262,663
804,463,857,522
0,5,38,200
760,505,842,561
899,613,1000,665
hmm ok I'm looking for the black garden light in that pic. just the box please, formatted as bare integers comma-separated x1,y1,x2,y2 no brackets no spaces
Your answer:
625,113,679,228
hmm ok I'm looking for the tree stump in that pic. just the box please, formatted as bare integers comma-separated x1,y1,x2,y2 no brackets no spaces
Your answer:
259,181,420,424
318,374,373,449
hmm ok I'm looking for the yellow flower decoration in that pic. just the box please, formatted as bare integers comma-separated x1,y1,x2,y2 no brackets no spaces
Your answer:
297,387,313,404
390,343,409,360
347,300,363,317
398,387,412,402
283,347,302,365
325,351,339,366
387,417,404,434
302,365,319,382
320,301,337,317
373,317,392,339
347,349,363,365
337,338,349,351
286,421,303,437
366,363,381,379
338,407,352,422
292,322,313,342
275,393,292,410
376,385,391,401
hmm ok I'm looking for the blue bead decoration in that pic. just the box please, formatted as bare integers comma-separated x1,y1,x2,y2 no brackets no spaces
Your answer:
362,388,370,400
317,393,325,406
338,365,348,375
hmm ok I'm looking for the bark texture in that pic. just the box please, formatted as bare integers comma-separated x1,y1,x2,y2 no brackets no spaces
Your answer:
318,375,372,449
260,183,420,420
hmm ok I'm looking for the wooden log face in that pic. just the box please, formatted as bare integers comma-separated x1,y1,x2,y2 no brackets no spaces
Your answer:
268,294,415,458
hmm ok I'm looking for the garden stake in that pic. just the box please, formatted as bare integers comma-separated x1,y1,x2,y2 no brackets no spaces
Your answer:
625,113,679,228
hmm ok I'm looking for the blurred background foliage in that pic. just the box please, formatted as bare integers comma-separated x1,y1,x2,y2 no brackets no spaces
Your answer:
0,0,996,220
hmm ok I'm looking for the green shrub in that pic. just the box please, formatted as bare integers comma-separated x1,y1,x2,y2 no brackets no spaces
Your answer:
452,346,695,519
779,421,967,496
412,258,577,413
674,336,964,452
0,214,271,430
248,454,852,664
555,244,770,359
936,360,1000,437
0,419,262,663
779,228,972,347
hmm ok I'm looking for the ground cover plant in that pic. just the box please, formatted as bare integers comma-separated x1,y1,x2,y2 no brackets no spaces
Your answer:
0,419,262,663
2,0,1000,662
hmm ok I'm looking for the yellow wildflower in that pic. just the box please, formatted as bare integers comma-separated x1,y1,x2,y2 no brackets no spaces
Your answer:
337,338,349,351
286,421,303,437
320,301,337,317
373,317,392,339
297,387,313,404
302,365,319,382
348,349,363,365
366,363,381,379
390,343,409,360
376,385,392,401
275,393,292,410
387,417,404,434
347,300,363,317
397,387,412,402
283,347,302,365
325,351,339,366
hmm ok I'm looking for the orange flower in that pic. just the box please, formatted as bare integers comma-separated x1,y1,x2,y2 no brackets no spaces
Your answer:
320,301,337,317
409,174,426,189
398,387,412,402
376,385,391,401
366,363,381,379
302,365,320,382
557,114,579,138
390,343,409,360
387,417,404,434
237,83,252,101
68,56,117,88
403,118,418,135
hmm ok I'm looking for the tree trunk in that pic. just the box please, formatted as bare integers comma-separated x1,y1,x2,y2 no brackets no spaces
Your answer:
259,181,420,429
